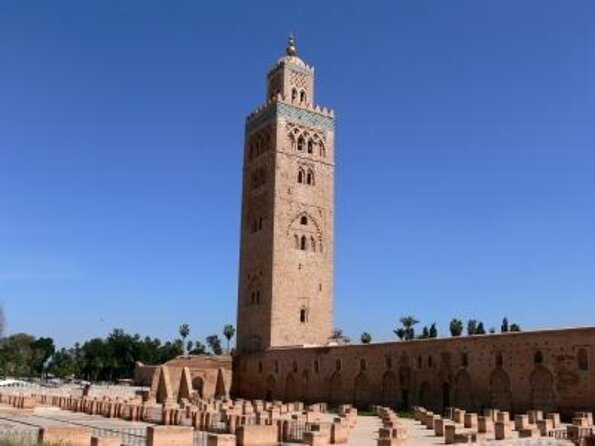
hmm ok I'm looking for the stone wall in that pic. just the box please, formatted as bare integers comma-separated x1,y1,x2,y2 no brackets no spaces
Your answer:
233,327,595,416
135,355,232,403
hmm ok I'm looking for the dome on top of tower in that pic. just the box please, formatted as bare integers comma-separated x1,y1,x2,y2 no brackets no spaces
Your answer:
276,34,307,68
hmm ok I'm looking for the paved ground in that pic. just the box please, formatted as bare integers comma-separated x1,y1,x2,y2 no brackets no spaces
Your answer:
1,405,574,446
345,415,573,446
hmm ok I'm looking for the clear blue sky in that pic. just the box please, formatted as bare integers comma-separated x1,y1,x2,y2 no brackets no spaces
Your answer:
1,1,594,347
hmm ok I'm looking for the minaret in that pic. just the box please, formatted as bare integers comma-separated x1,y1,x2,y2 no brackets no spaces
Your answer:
236,36,335,353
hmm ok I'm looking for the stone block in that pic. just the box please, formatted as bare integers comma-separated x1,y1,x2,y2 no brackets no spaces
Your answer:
91,436,121,446
304,431,329,446
236,424,277,446
331,422,349,444
519,428,538,438
546,412,561,428
434,418,447,436
496,411,510,423
537,419,554,436
463,413,477,429
453,409,465,424
515,414,529,431
147,426,193,446
207,433,236,446
495,421,512,440
444,424,456,444
478,416,493,434
573,417,590,428
39,427,92,446
528,410,543,423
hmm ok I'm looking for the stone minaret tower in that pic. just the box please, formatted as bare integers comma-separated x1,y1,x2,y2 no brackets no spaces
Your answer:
236,36,335,353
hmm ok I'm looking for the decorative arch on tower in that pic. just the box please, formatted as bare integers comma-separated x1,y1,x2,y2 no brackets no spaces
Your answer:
287,211,323,252
286,123,326,157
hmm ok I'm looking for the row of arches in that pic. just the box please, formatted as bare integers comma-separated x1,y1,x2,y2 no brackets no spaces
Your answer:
247,290,261,306
297,167,315,186
248,128,272,161
260,364,558,412
291,88,308,105
293,234,322,252
250,167,266,190
287,125,326,158
248,216,264,233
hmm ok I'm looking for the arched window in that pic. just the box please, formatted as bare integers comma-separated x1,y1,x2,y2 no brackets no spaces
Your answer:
306,170,314,185
256,291,260,304
293,361,298,372
310,237,316,252
496,352,503,367
291,88,297,102
299,308,307,324
297,136,304,151
300,236,307,251
462,353,468,367
386,356,392,369
258,362,263,373
578,348,588,371
534,351,543,364
336,359,342,371
313,360,319,373
319,143,326,157
307,139,313,154
360,358,367,371
428,356,433,368
300,90,307,103
258,217,263,231
300,216,308,225
294,234,299,249
297,168,304,184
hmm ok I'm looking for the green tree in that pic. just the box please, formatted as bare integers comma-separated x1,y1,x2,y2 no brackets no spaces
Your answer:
47,348,77,378
394,316,418,341
449,319,463,337
190,340,207,355
329,328,351,344
179,324,190,354
509,323,521,332
476,322,486,335
418,326,430,339
429,323,438,338
30,337,55,375
206,335,223,355
467,319,478,336
360,332,372,344
501,317,509,333
223,324,236,352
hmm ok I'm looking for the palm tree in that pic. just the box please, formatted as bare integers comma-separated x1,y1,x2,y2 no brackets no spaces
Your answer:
360,332,372,344
467,319,478,336
449,319,463,337
429,323,438,338
501,317,509,333
223,324,236,352
400,315,419,340
179,324,190,354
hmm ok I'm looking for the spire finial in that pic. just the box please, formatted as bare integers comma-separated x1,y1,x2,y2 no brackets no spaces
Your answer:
286,32,297,57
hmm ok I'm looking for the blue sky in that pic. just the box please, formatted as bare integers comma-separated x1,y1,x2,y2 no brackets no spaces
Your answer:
1,1,594,347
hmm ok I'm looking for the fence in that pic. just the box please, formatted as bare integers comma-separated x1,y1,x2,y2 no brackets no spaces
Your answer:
0,427,39,444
